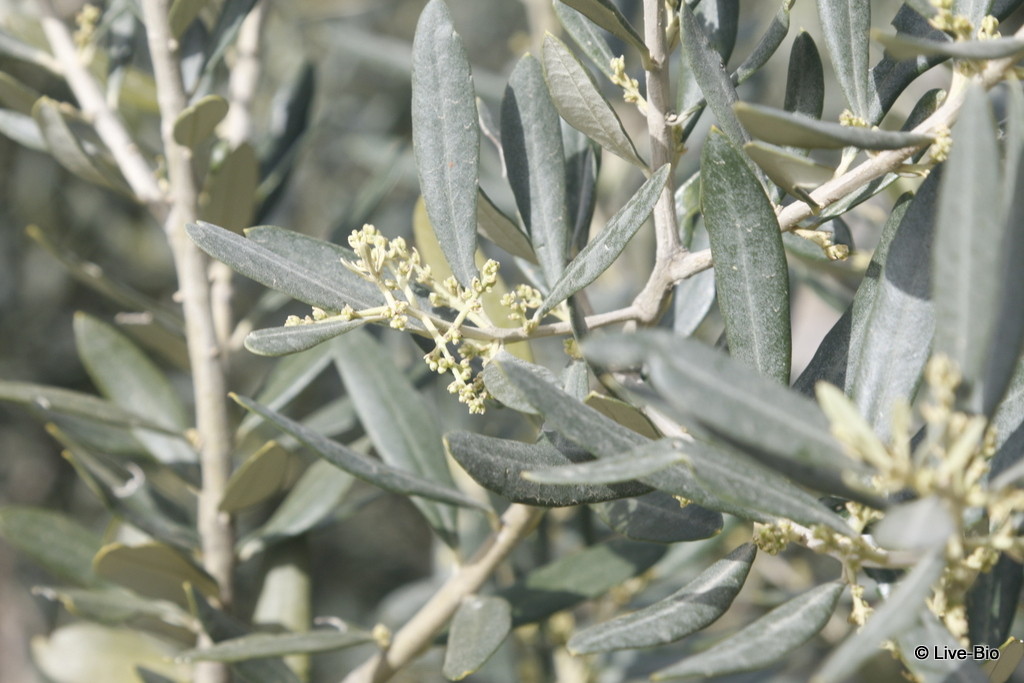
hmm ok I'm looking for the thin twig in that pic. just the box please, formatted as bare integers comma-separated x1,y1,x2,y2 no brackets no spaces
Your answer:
37,1,165,210
139,2,236,682
341,504,544,683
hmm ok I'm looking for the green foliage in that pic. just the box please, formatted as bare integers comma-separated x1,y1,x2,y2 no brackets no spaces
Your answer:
4,0,1024,681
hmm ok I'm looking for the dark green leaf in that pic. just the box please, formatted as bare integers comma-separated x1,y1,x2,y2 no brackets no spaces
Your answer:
523,444,683,485
538,165,669,316
849,174,937,438
412,0,480,287
0,506,104,587
702,129,791,383
583,333,872,501
556,0,650,65
816,550,945,682
187,586,301,683
591,490,723,543
818,0,871,118
873,31,1024,60
569,544,756,654
244,319,365,357
332,329,461,546
497,538,666,626
74,313,195,466
477,189,536,262
172,95,228,149
793,308,852,396
503,55,570,285
897,610,989,683
653,582,844,680
442,596,512,680
93,542,218,607
244,225,383,310
444,431,650,506
785,31,825,120
967,553,1022,648
542,34,645,167
731,0,794,86
553,1,617,78
933,85,1004,415
680,4,748,151
736,102,933,150
232,395,486,512
179,629,374,662
562,121,599,252
239,460,355,560
187,221,375,312
0,380,183,435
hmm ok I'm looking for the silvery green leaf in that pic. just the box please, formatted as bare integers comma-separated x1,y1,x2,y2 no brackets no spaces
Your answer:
0,506,105,587
442,596,512,680
412,0,480,287
556,0,650,65
542,34,645,167
815,550,945,682
653,582,844,680
232,395,487,513
785,31,824,120
332,329,463,546
477,189,536,262
553,1,617,78
871,496,954,550
172,95,228,149
933,84,1006,414
503,54,570,285
680,3,748,151
873,30,1024,60
444,430,651,506
538,165,670,316
673,217,715,337
187,222,378,312
244,319,365,357
736,102,933,150
568,544,756,653
897,610,989,683
33,97,130,193
200,0,259,78
702,129,790,383
818,0,871,118
954,0,994,26
744,141,835,200
523,444,685,485
849,175,937,439
178,629,374,662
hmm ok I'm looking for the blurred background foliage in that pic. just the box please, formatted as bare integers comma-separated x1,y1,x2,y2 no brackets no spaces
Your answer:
0,0,977,680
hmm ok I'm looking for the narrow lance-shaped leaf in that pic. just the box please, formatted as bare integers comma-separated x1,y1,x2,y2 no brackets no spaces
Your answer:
523,444,685,485
244,318,365,357
702,129,791,383
178,629,374,663
785,31,824,120
680,2,749,155
569,544,757,654
677,0,740,110
542,34,645,167
0,506,105,587
503,54,569,285
817,0,871,119
850,173,938,438
553,1,617,77
331,329,461,546
933,84,1006,415
537,164,669,317
33,97,130,193
232,394,487,512
74,313,196,465
412,0,480,287
872,31,1024,60
592,489,724,544
445,430,651,507
815,550,945,682
735,102,933,150
557,0,650,65
442,596,512,680
187,222,379,312
653,582,845,680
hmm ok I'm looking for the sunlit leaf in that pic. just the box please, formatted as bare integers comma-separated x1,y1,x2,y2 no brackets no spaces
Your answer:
503,54,570,285
178,628,374,662
556,0,650,64
523,445,685,485
569,544,756,653
33,97,130,193
736,102,933,150
31,623,188,683
702,129,790,383
538,164,669,316
244,319,365,357
653,582,844,680
873,30,1024,60
542,34,645,167
200,142,258,233
553,1,616,77
412,0,480,287
818,0,871,118
93,542,218,607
